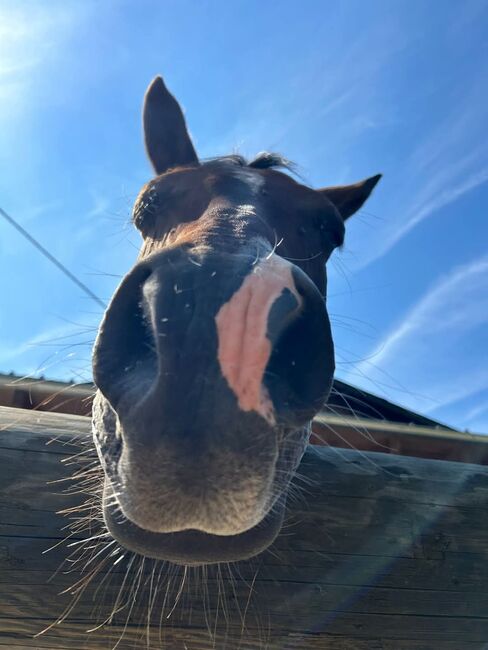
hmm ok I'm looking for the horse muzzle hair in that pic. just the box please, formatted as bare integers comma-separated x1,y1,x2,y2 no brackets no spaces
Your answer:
91,75,381,565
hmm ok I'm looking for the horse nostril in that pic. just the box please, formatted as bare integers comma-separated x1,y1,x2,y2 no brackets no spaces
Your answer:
214,254,333,427
266,287,302,347
264,265,335,424
92,265,158,409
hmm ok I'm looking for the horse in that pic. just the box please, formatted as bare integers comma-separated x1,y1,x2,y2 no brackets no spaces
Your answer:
91,75,381,567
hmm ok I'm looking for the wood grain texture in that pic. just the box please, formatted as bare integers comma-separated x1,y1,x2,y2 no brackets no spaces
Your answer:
1,405,488,649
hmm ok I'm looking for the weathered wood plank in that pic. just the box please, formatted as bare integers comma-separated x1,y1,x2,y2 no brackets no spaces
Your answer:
3,543,488,595
3,577,488,622
1,406,488,648
2,617,486,650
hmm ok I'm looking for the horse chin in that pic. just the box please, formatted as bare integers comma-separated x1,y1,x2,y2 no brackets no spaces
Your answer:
102,480,285,566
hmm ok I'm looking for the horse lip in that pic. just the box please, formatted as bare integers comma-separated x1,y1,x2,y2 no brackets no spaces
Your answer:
102,480,285,566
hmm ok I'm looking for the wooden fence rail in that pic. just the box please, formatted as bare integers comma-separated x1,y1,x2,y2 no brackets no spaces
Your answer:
1,405,488,649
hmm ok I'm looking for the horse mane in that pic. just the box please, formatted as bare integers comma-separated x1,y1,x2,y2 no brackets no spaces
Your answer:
203,152,297,174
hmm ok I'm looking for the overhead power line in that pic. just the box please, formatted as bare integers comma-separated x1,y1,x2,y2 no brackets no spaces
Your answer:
0,205,106,310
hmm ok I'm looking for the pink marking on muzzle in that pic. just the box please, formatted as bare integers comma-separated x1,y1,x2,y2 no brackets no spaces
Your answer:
215,255,302,425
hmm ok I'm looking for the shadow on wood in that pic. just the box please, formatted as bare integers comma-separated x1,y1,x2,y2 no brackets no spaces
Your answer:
1,405,488,649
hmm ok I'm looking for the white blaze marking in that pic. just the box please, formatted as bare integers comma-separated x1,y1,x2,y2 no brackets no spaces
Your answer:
215,255,302,425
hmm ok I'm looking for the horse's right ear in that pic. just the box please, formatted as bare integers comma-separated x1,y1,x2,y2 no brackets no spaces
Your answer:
319,174,382,221
143,76,199,175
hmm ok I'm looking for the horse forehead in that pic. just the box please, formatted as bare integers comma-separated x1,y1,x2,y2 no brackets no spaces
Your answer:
150,164,265,198
228,167,265,194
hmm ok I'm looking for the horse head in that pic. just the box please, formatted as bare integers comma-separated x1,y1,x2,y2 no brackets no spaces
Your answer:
92,76,380,565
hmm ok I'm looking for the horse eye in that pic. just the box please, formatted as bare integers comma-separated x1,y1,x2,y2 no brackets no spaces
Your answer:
316,217,344,249
133,188,160,232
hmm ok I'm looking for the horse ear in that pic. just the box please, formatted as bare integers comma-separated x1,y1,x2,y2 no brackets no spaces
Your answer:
143,76,199,175
319,174,382,221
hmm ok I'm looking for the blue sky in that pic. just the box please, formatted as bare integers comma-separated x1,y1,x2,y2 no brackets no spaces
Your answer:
1,0,487,432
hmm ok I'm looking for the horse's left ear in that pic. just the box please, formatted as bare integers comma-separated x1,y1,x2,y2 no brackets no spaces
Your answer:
143,76,199,175
319,174,382,221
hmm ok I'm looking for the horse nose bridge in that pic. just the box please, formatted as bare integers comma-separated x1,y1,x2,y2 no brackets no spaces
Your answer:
139,255,221,384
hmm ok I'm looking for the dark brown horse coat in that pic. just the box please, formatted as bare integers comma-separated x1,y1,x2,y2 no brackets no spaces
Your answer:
92,76,381,565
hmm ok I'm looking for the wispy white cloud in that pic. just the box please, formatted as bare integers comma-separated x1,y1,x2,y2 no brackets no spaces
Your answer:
0,2,91,117
355,254,488,367
0,315,98,378
19,200,63,224
0,325,73,360
85,193,111,220
466,399,488,425
198,17,409,170
346,253,488,422
349,65,488,270
359,165,488,269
